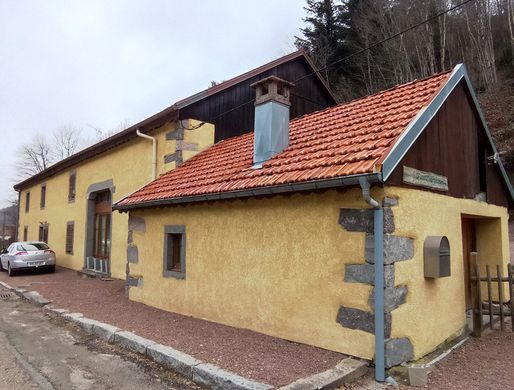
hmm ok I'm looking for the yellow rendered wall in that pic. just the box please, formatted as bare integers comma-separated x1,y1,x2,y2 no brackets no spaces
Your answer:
129,189,377,359
387,186,509,359
129,185,509,360
17,120,214,280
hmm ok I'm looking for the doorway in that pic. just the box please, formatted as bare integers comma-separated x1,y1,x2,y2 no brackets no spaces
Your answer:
461,218,477,311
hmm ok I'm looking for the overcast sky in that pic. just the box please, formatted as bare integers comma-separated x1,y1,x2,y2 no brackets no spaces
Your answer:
0,0,306,208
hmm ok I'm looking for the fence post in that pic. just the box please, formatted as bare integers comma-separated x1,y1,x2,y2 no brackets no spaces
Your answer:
509,263,514,332
486,265,494,329
497,265,505,331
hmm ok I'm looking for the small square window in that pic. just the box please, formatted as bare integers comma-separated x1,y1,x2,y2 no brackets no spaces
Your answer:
23,226,28,241
39,224,49,243
163,225,186,279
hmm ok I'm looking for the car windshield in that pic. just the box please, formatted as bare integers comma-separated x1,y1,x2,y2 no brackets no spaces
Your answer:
17,242,49,251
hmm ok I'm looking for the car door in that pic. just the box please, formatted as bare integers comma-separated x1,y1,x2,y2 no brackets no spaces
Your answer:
1,244,13,268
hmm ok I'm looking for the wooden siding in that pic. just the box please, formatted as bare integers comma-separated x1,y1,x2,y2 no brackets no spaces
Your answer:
387,82,509,207
178,56,336,142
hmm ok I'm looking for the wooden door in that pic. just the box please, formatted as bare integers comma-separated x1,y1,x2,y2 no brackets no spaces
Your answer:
461,218,477,310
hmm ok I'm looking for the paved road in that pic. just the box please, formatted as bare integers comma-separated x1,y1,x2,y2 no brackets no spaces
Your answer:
0,290,200,390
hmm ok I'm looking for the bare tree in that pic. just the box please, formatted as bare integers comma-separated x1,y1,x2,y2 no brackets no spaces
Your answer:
52,125,82,161
15,135,54,178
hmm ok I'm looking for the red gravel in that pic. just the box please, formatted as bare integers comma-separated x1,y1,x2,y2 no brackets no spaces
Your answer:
400,329,514,390
0,267,345,387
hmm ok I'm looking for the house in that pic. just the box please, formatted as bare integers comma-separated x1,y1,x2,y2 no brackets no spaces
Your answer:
13,50,336,280
113,65,513,375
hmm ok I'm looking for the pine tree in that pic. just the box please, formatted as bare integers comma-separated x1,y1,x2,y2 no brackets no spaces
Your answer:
294,0,350,89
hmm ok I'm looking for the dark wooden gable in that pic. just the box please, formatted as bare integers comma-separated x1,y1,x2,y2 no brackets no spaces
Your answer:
386,82,510,208
178,55,336,142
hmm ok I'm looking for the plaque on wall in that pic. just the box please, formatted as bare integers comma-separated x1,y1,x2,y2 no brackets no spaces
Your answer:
403,166,448,191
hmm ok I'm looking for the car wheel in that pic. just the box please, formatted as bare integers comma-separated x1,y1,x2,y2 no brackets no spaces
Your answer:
0,260,4,272
7,263,15,277
48,266,55,273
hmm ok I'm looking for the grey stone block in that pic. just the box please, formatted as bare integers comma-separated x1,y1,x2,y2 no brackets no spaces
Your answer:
22,291,52,306
408,366,429,387
113,331,156,355
365,235,414,264
62,312,84,321
128,215,146,232
336,306,391,338
127,230,133,244
73,317,100,333
385,338,414,368
92,322,120,343
147,343,201,379
164,151,183,164
369,286,408,313
127,245,138,264
382,196,399,207
344,263,395,288
176,140,198,151
45,307,69,315
166,128,184,140
193,363,272,390
280,358,367,390
339,208,395,234
127,276,143,288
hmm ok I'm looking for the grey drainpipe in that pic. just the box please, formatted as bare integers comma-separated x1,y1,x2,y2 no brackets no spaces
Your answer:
359,177,385,382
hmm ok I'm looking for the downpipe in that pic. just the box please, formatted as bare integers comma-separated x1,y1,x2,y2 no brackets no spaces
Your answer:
136,129,157,180
359,177,385,382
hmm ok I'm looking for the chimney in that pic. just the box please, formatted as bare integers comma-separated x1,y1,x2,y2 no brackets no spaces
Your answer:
250,76,295,167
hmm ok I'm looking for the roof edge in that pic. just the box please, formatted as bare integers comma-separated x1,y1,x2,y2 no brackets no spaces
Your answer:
113,172,382,211
381,63,514,202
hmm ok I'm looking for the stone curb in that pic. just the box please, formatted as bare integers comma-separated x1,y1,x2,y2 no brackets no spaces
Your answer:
278,357,368,390
2,280,368,390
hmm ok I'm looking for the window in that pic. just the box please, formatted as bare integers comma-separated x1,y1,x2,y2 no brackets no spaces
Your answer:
40,184,46,209
163,225,186,279
94,214,111,259
68,171,76,202
23,226,28,241
38,224,49,243
65,221,74,254
25,192,30,212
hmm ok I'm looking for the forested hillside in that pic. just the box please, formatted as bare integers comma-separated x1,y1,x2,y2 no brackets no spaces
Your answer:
295,0,514,179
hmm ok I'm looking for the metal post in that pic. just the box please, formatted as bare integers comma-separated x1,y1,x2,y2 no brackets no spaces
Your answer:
374,207,385,382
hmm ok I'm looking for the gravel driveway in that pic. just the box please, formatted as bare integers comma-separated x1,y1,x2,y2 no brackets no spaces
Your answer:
399,329,514,389
0,267,345,387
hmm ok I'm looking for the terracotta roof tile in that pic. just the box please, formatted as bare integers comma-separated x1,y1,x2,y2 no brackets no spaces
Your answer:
117,71,451,207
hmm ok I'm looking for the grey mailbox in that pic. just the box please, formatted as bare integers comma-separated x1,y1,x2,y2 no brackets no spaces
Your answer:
424,236,451,278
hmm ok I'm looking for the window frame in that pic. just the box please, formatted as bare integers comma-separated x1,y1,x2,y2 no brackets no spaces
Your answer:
68,171,76,203
40,183,46,209
25,192,30,213
65,221,74,255
38,223,49,244
163,225,186,279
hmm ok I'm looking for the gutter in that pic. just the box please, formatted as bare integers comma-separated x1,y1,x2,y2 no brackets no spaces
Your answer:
136,129,157,180
113,173,382,211
359,177,385,382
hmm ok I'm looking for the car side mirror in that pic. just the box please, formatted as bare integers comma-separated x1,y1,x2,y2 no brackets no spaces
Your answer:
0,248,6,254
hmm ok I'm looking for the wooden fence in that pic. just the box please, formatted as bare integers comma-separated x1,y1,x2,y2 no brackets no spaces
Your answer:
470,253,514,336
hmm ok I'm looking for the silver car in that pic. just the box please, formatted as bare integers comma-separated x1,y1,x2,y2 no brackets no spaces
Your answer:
0,241,56,276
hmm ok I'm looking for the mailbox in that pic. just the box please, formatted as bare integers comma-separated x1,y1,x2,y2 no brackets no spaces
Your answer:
424,236,451,278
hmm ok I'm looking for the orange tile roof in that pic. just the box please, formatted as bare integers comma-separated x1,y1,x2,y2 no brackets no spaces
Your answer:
116,71,451,208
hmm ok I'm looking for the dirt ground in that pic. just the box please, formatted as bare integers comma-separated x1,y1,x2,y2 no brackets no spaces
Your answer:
0,267,345,387
399,329,514,390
